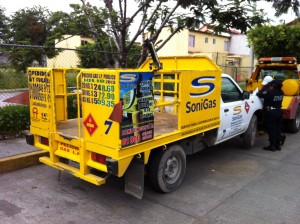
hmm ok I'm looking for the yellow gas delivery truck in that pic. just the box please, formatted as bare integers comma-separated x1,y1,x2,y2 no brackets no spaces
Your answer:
26,45,263,198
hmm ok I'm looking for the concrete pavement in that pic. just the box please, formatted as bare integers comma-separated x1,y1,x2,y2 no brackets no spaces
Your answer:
0,138,38,158
0,138,47,174
0,132,300,223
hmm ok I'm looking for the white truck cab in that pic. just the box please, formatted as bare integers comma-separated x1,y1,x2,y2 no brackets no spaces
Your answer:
214,74,263,147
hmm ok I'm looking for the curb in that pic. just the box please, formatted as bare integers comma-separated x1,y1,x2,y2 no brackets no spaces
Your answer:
0,151,48,174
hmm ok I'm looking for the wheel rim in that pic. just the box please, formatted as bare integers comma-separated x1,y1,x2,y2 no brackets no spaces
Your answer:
164,155,182,185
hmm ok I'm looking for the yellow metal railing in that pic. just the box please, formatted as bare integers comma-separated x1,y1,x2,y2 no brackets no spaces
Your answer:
76,70,82,138
153,72,180,115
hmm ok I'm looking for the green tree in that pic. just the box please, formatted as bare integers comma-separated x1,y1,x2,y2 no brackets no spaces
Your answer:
7,6,58,72
247,25,300,59
49,3,116,68
77,43,108,68
77,41,141,68
78,0,272,68
48,4,105,40
265,0,300,17
0,7,9,43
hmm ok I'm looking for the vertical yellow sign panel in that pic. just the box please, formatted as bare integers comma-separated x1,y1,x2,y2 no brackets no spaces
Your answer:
81,69,120,149
180,70,221,132
28,68,52,131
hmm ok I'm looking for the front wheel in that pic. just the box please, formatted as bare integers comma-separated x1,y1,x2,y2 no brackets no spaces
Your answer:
149,145,186,193
242,115,257,148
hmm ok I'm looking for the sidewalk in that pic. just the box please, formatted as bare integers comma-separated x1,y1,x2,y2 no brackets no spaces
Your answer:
0,137,48,174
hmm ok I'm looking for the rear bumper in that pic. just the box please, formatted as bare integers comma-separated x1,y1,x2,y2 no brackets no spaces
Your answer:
40,156,107,186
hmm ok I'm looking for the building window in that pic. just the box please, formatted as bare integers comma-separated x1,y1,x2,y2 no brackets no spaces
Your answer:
213,38,216,44
224,41,229,51
189,35,195,47
205,37,208,43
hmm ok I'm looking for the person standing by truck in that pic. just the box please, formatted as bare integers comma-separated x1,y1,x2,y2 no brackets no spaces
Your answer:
260,76,273,92
257,76,273,134
259,79,284,151
257,76,273,100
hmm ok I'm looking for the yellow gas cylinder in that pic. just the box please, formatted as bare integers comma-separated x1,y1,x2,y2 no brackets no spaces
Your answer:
282,79,299,96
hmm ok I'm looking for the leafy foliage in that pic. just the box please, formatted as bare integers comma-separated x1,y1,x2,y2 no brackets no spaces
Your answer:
0,68,28,89
67,95,80,119
210,1,268,34
0,105,30,135
126,43,143,68
265,0,300,17
77,42,141,68
77,42,114,68
94,0,270,67
48,4,105,40
0,101,79,135
6,6,58,72
1,0,298,69
247,24,300,59
0,7,9,43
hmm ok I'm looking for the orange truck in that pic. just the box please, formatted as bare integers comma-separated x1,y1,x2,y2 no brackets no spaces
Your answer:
246,57,300,133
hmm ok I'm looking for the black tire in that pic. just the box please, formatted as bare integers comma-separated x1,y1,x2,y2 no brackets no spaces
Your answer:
149,145,186,193
243,115,257,148
288,107,300,133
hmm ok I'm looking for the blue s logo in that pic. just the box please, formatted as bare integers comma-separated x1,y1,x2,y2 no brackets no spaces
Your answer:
120,73,137,83
190,76,215,98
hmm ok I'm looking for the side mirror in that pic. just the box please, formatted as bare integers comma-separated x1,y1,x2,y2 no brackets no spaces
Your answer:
242,91,250,100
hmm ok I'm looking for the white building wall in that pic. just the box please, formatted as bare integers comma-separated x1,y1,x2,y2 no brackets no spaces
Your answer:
229,34,250,56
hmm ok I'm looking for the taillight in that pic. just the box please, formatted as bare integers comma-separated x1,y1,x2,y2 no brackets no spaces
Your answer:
91,152,106,164
39,136,49,146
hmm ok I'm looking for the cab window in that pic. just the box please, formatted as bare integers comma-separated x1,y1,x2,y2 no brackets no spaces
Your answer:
258,68,298,81
221,77,242,103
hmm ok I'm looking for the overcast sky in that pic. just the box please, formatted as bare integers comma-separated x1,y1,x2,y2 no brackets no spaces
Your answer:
1,0,95,14
1,0,298,24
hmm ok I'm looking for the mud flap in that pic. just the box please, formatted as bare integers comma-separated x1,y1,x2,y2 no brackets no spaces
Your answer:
125,157,144,199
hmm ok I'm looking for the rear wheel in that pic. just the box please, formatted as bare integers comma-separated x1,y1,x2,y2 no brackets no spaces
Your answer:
149,145,186,193
243,115,257,148
288,107,300,133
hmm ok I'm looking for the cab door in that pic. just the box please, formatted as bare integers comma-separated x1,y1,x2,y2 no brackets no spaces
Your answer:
216,77,249,143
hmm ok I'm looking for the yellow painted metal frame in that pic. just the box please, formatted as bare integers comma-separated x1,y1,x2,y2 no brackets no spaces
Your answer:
29,55,222,186
154,72,180,115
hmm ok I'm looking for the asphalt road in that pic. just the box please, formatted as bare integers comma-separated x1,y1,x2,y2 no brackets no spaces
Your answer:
1,132,300,224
